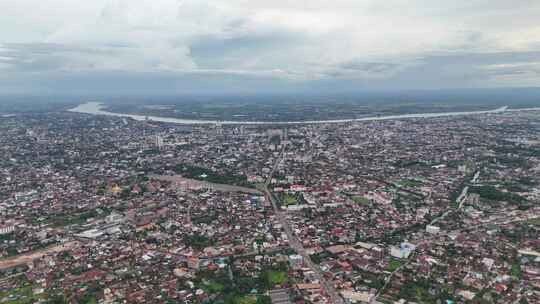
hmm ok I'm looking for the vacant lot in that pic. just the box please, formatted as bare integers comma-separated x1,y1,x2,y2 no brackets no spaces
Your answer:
0,241,79,270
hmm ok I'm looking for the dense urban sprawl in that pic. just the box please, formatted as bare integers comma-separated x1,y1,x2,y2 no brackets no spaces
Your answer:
0,110,539,304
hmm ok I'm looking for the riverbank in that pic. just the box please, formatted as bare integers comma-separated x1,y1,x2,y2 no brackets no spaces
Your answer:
68,102,540,125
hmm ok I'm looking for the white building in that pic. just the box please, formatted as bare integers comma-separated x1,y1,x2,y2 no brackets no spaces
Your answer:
154,135,164,149
390,242,416,259
0,225,15,235
426,225,441,234
340,290,374,303
289,254,303,268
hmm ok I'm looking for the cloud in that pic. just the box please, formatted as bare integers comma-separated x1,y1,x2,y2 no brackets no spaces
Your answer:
0,43,122,71
1,0,540,93
322,61,407,79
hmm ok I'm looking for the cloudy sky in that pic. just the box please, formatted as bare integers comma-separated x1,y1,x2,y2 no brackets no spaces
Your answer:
1,0,540,95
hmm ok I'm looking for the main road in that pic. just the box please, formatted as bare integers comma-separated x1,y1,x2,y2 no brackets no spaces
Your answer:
262,144,344,304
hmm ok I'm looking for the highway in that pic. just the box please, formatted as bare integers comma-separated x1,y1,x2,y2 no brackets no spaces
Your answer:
263,144,344,304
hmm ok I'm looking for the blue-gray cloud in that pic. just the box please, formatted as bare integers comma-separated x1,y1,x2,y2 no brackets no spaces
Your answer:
1,0,540,94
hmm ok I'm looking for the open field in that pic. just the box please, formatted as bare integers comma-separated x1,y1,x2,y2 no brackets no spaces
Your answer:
151,174,263,195
0,241,79,270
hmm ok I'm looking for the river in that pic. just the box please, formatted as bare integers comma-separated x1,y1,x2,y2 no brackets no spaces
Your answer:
68,102,540,125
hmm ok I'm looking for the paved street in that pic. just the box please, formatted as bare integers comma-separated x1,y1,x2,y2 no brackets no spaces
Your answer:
263,145,344,304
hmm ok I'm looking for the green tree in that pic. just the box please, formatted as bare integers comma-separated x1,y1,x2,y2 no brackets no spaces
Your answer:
256,295,272,304
46,294,68,304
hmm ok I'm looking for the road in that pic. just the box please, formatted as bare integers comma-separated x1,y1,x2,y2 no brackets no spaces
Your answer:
262,145,344,304
430,171,478,226
372,253,416,303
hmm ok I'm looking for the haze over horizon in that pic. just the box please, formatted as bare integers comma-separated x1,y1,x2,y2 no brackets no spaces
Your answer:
2,1,540,96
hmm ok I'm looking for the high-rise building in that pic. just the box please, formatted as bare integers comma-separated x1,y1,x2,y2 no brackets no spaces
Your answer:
215,123,223,135
267,129,283,141
154,135,164,149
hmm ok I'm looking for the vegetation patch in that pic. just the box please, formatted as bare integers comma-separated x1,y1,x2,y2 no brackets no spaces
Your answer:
387,259,403,272
397,279,453,304
510,260,523,279
183,234,212,250
526,217,540,225
470,185,528,206
204,281,225,294
265,271,287,285
398,179,422,188
310,252,328,264
351,196,371,205
50,209,110,228
277,192,306,207
0,284,46,304
174,163,253,187
231,296,257,304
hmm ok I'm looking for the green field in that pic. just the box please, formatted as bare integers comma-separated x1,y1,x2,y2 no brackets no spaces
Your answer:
351,195,371,205
282,194,298,206
231,296,257,304
174,163,253,188
203,281,225,293
526,217,540,225
387,259,403,272
266,271,287,285
276,192,306,207
398,179,422,188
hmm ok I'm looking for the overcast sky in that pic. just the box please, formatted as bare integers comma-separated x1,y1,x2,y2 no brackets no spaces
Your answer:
1,0,540,95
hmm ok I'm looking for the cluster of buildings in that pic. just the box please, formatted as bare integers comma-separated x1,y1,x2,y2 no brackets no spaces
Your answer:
0,109,538,303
